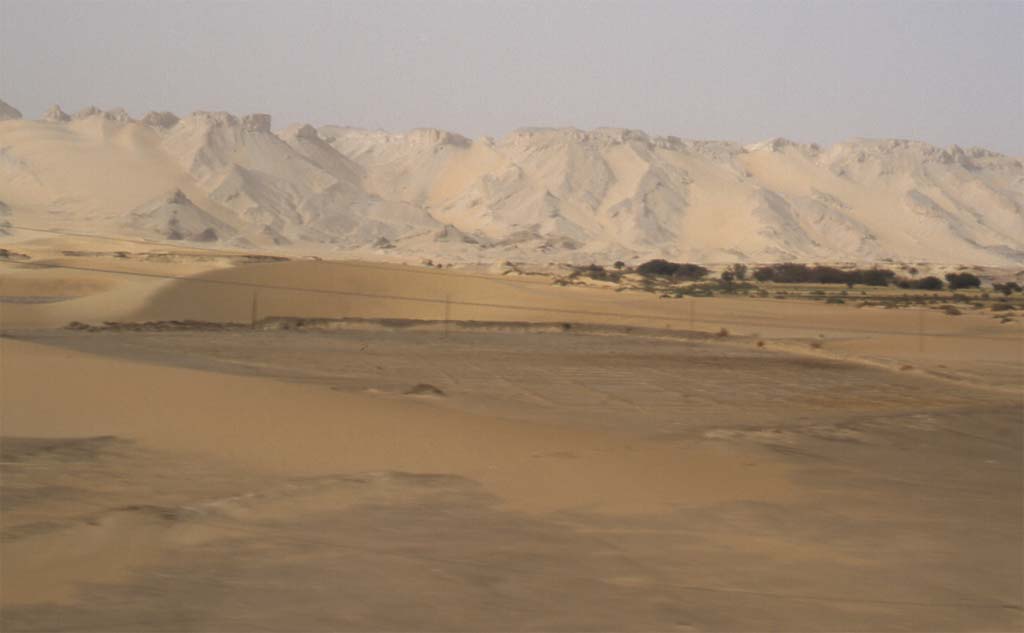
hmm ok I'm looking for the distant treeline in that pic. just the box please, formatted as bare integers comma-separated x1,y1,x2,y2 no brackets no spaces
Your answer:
635,260,710,281
626,260,996,291
896,276,944,290
751,263,895,286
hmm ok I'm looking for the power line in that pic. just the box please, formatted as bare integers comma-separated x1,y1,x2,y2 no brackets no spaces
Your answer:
5,224,246,256
2,224,557,288
0,257,1016,341
16,222,1014,305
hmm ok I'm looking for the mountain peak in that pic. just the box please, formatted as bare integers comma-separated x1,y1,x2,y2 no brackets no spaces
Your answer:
744,137,800,153
0,99,22,121
142,111,180,128
74,106,103,119
243,113,272,132
405,128,470,147
42,104,71,122
185,111,241,127
1,105,1020,265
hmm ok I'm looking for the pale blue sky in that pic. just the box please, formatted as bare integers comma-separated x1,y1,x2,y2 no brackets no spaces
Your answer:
2,0,1021,153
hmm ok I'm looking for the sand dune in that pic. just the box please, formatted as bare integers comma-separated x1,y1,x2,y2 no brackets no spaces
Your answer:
0,106,1020,629
2,247,1019,393
1,244,1021,630
3,312,1020,631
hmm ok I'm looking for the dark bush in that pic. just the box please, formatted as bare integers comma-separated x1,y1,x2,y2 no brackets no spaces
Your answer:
897,276,944,290
945,272,981,290
674,280,753,296
613,260,626,270
917,276,945,290
859,268,897,286
725,263,748,281
571,264,620,282
993,282,1022,295
636,259,709,280
752,263,895,286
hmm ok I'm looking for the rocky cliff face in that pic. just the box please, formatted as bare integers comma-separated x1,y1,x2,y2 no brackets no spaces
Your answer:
0,99,22,121
1,101,1021,264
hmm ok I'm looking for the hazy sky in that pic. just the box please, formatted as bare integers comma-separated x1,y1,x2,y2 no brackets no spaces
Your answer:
2,0,1022,153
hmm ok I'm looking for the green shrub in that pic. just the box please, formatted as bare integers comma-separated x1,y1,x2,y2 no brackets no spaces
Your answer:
636,259,709,280
753,263,895,286
945,272,981,290
570,264,621,282
897,276,944,290
727,263,748,280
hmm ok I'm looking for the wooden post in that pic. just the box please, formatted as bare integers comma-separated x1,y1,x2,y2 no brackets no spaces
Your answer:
443,294,451,338
918,308,924,353
251,290,259,329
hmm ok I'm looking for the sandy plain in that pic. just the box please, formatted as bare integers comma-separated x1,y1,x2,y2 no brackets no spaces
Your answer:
0,237,1021,631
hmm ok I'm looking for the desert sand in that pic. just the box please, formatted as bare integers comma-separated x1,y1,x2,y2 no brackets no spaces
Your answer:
1,236,1021,631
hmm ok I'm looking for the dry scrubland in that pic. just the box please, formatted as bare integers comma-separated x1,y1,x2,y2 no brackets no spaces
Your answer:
0,236,1021,632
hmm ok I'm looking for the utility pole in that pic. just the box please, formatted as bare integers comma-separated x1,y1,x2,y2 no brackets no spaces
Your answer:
443,294,451,339
917,308,924,353
251,290,260,329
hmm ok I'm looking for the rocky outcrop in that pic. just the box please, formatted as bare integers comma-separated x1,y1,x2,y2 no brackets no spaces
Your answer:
128,189,234,242
242,113,272,133
1,102,1021,264
0,99,22,121
42,104,71,122
187,111,240,127
292,123,319,140
142,111,181,128
74,106,102,119
104,107,133,122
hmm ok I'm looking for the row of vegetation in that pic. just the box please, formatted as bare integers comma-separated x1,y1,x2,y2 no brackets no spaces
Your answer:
570,260,1020,293
558,260,1019,322
749,263,894,286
